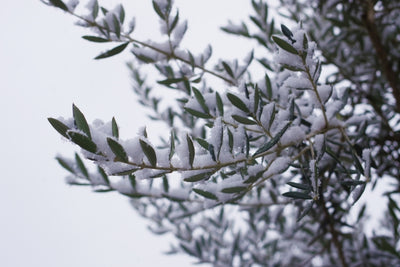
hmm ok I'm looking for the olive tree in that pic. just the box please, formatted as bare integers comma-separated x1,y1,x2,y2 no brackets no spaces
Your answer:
44,0,400,266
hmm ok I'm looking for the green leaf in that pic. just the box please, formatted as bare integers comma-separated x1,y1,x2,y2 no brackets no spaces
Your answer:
195,138,209,150
222,61,235,78
112,14,121,38
221,186,248,194
162,176,169,193
281,24,294,40
282,191,312,200
216,92,224,116
98,166,110,185
341,179,365,187
152,0,165,20
208,144,216,161
193,188,218,200
253,121,291,157
72,104,91,139
184,172,212,182
184,107,213,119
82,35,110,43
169,130,175,160
111,117,119,138
157,77,186,86
287,182,311,191
227,93,250,113
168,11,179,34
75,153,89,178
92,0,99,19
265,74,273,100
139,139,157,167
107,138,128,162
372,236,400,258
228,128,234,153
68,131,98,153
272,36,298,55
56,156,75,174
192,87,209,114
48,117,70,139
186,134,195,167
119,4,125,23
49,0,69,11
297,201,314,221
94,42,129,59
254,85,260,115
231,115,257,125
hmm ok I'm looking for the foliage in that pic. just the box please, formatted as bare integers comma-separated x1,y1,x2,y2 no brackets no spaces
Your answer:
44,0,400,266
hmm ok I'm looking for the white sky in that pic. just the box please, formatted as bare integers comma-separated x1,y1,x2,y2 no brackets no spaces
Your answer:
0,0,253,266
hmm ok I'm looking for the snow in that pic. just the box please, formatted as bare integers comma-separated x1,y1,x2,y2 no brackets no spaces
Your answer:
314,134,325,157
260,103,275,130
210,117,223,153
283,76,312,90
67,0,79,11
280,126,306,146
264,157,291,177
172,21,188,47
317,84,332,104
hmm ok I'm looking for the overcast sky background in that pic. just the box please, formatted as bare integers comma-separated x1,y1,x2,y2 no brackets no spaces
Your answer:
0,1,254,266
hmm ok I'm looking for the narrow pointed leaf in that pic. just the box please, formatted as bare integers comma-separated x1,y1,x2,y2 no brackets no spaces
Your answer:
56,156,75,174
287,182,311,191
186,134,195,167
140,139,157,167
157,77,186,86
227,93,249,113
152,0,165,20
98,166,110,185
282,191,312,200
193,188,218,200
111,117,119,138
192,87,209,113
216,92,224,116
184,172,212,182
162,176,169,193
49,0,69,11
68,131,98,153
222,61,235,78
253,121,291,157
82,35,110,43
221,186,248,194
184,107,213,119
169,131,175,160
94,42,129,59
48,118,70,138
265,74,272,99
72,104,91,139
272,36,298,54
195,138,209,150
231,115,257,125
75,153,89,178
107,137,128,162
